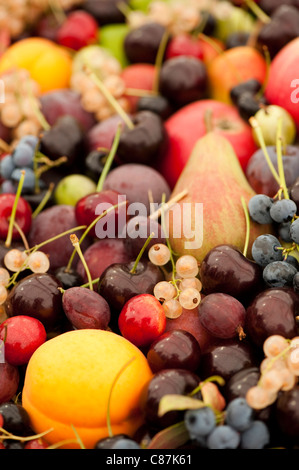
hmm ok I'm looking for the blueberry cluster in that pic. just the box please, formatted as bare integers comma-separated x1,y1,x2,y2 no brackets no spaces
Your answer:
0,135,40,194
184,398,270,449
249,194,299,290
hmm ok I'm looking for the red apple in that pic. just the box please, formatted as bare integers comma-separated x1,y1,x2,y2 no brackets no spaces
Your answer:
121,63,156,113
158,99,257,189
265,37,299,132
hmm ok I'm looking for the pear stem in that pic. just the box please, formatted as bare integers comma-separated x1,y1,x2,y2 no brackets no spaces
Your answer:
96,124,121,193
106,357,136,438
204,109,214,134
241,197,250,258
130,232,155,274
32,182,55,219
70,234,93,291
249,117,281,186
5,170,25,248
276,116,289,200
85,65,134,130
152,30,170,94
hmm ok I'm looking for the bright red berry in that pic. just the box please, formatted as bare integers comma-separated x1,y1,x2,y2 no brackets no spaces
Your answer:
57,10,98,50
165,34,204,61
0,194,32,241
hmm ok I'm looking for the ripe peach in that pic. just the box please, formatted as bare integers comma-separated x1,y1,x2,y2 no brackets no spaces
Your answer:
22,329,153,449
0,38,72,93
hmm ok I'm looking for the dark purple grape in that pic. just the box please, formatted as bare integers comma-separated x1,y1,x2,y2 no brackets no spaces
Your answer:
143,369,201,430
198,293,246,340
248,194,274,225
62,287,111,330
198,339,258,383
159,56,207,107
251,234,283,267
245,287,298,348
0,363,20,404
147,330,201,373
0,403,32,436
124,22,168,64
262,260,297,288
275,386,299,444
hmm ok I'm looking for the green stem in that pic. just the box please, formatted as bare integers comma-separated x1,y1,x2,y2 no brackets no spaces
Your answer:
249,117,281,186
130,232,155,274
5,170,25,248
80,277,100,289
276,116,289,200
244,0,271,24
241,197,251,258
152,30,170,94
70,235,93,291
96,124,121,192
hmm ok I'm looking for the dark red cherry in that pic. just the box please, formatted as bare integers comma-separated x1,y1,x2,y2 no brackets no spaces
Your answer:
124,22,168,64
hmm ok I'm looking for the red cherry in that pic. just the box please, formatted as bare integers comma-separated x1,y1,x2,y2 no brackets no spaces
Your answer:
0,194,32,241
0,443,5,449
24,438,48,449
165,34,204,61
57,10,98,51
0,413,3,428
75,189,128,238
0,316,47,366
118,294,166,349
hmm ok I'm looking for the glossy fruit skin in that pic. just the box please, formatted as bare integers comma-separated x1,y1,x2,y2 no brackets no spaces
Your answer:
0,403,32,436
0,362,19,404
275,386,299,444
245,288,298,348
0,194,32,241
198,339,258,383
146,330,201,373
5,273,64,331
200,244,263,305
143,368,201,430
0,316,47,366
118,293,166,349
54,267,84,290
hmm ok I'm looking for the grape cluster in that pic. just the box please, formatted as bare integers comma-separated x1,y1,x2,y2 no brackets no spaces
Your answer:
148,243,202,318
184,398,270,449
0,69,42,145
246,335,299,411
70,47,131,122
0,135,40,194
249,193,299,289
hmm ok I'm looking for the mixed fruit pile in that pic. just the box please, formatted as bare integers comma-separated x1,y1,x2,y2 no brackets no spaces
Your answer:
1,0,299,451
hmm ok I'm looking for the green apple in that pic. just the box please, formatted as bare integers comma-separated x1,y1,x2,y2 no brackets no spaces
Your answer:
98,24,130,69
253,105,297,147
214,5,256,42
54,174,97,206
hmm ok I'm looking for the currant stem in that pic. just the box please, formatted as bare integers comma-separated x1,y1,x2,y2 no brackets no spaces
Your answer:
5,170,25,248
130,232,155,274
96,124,121,192
70,234,93,291
241,196,250,258
9,218,30,251
276,116,289,200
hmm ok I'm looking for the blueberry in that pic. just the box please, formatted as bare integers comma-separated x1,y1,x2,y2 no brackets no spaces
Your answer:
240,420,270,449
206,425,240,449
18,135,39,150
225,397,254,432
251,234,283,267
11,167,35,192
184,407,216,439
0,154,14,179
12,142,35,168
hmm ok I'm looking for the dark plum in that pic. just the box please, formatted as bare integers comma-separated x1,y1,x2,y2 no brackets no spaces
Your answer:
197,293,246,340
0,403,32,436
28,204,91,271
124,22,168,64
200,245,264,305
0,362,20,404
143,368,201,431
245,287,298,348
146,330,201,373
62,287,110,330
5,273,64,331
275,386,299,445
159,56,207,107
198,339,258,383
82,0,127,25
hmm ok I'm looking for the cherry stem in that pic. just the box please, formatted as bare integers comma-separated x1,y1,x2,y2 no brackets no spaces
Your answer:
5,170,25,248
256,46,271,100
149,189,188,220
32,182,55,218
152,29,170,94
198,33,223,55
106,357,136,438
70,424,85,450
244,0,271,24
96,123,121,192
0,426,53,443
80,277,100,289
241,196,250,258
276,116,289,200
9,218,30,251
130,232,155,274
70,234,93,291
65,201,127,272
249,117,281,186
85,65,134,130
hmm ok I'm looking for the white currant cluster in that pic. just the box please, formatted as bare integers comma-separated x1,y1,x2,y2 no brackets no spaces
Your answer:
246,335,299,410
148,243,202,319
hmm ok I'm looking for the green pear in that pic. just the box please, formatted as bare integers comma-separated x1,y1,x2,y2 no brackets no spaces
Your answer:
166,132,274,263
